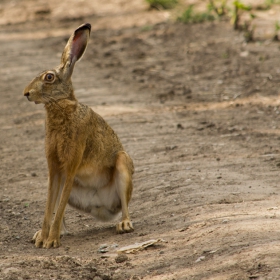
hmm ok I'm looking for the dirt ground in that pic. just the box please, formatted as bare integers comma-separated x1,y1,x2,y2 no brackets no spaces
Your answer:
2,0,280,279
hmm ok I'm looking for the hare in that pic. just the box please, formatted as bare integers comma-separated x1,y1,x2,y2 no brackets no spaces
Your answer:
23,23,134,249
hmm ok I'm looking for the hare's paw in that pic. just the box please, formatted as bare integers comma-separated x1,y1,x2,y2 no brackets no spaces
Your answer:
116,219,134,234
43,235,61,249
32,230,45,248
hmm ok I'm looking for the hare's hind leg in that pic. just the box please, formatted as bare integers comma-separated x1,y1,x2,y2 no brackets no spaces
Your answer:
114,151,134,234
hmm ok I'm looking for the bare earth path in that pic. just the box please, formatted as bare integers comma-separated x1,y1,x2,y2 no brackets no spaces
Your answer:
1,1,280,279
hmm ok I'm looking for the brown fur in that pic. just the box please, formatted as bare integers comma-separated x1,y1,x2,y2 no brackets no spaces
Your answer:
23,23,134,249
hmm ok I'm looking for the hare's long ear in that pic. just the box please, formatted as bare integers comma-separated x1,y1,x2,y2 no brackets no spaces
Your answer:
60,23,91,79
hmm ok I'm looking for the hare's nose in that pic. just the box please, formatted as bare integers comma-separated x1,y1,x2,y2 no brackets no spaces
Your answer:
24,92,30,97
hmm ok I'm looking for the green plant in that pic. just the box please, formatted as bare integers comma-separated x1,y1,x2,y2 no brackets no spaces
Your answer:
178,5,215,24
232,1,254,30
243,22,255,42
208,0,228,17
146,0,178,10
275,21,280,31
140,25,153,32
255,0,280,10
222,52,229,59
274,21,280,40
265,0,280,5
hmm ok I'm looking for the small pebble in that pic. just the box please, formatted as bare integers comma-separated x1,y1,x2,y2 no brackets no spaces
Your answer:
115,254,128,263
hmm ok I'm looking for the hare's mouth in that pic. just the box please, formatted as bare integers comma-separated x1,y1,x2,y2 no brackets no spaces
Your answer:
23,93,41,104
25,96,33,102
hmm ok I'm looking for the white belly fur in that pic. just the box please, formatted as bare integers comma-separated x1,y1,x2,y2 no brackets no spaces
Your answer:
68,167,121,221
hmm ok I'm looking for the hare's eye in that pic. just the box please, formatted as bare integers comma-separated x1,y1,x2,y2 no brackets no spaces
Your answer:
44,73,55,82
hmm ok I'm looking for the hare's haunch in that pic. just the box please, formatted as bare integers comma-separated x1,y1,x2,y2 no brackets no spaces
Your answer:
23,23,134,249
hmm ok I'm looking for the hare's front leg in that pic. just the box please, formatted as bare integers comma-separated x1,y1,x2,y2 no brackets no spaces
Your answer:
53,178,69,236
33,171,61,248
115,152,134,234
44,175,75,248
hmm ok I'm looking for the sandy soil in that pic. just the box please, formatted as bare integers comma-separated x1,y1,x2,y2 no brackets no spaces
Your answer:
1,1,280,279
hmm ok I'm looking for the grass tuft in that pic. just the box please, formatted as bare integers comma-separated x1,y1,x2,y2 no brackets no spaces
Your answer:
146,0,178,10
178,5,215,24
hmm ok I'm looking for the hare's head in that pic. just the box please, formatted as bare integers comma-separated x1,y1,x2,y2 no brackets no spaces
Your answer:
23,23,91,104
